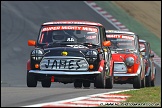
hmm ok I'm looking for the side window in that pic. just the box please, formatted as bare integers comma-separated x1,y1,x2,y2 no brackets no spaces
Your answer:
100,27,106,42
136,36,140,51
148,43,151,54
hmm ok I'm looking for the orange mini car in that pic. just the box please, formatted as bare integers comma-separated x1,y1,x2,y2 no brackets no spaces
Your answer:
106,30,145,89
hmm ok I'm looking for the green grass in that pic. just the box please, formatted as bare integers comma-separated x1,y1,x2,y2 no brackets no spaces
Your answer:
117,86,161,103
94,1,161,57
100,86,161,107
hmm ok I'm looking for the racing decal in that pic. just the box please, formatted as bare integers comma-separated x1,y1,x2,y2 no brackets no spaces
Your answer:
66,45,88,48
67,38,75,42
86,35,96,39
98,60,105,72
40,58,89,71
40,34,44,43
42,26,98,32
106,35,134,40
118,43,133,45
44,59,81,70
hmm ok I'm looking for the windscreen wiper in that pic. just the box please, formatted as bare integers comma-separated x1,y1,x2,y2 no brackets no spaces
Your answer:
43,41,68,48
79,42,99,47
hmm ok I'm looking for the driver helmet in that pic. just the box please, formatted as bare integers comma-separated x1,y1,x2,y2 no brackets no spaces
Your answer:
52,30,66,41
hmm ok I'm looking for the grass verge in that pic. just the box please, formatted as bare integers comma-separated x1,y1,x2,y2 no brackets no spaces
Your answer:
100,86,161,107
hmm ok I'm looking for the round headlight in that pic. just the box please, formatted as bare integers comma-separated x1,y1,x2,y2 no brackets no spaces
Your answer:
31,49,44,60
125,57,134,66
31,49,43,55
86,50,97,63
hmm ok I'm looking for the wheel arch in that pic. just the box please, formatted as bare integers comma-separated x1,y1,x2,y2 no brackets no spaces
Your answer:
27,59,31,71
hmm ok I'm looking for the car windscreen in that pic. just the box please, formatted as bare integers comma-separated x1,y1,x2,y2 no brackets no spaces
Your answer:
106,34,135,50
38,25,99,45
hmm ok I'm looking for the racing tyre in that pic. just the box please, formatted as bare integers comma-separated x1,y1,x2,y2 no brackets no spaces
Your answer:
151,79,155,87
27,71,37,87
83,80,90,88
133,73,141,89
94,67,106,88
145,71,151,87
141,75,145,88
41,78,51,88
105,76,113,89
151,68,156,87
74,80,82,88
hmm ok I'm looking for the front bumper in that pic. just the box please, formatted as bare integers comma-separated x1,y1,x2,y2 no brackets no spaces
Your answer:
29,70,101,75
114,73,138,77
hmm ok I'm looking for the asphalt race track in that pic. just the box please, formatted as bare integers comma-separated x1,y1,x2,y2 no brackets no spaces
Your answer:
1,1,161,107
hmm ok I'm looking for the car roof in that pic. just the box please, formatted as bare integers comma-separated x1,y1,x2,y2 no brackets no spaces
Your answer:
139,39,146,43
106,30,135,35
106,30,137,39
42,20,103,26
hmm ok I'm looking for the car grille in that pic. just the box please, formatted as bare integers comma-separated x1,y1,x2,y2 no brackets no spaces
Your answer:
40,56,89,71
114,62,127,73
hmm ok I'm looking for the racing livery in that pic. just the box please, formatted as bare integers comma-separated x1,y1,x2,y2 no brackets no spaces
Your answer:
139,39,156,87
27,20,114,89
106,30,145,89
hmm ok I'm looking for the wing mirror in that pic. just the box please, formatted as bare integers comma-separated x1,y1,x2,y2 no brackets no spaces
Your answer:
28,40,36,46
103,41,111,47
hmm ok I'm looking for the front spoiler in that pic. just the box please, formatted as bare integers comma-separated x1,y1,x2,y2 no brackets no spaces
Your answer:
29,70,101,75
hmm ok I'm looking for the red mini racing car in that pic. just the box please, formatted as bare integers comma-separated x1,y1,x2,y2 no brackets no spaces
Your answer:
106,30,145,89
139,39,156,87
27,20,114,89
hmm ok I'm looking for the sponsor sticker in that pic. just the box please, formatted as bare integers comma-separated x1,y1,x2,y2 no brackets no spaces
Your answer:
106,35,134,40
86,35,96,39
42,26,98,32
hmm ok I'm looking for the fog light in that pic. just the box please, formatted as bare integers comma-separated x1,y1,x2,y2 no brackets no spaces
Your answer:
35,64,39,68
127,68,132,73
89,65,94,69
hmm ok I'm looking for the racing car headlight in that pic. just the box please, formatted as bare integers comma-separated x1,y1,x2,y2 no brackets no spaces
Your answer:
31,49,44,60
125,57,134,66
86,50,98,56
85,50,97,62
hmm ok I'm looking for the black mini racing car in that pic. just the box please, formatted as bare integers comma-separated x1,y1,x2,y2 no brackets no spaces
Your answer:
27,20,114,89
